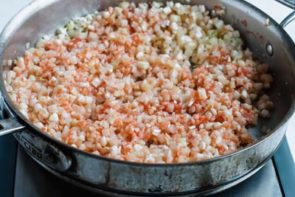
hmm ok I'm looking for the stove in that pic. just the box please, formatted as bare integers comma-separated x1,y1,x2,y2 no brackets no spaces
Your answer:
1,0,295,196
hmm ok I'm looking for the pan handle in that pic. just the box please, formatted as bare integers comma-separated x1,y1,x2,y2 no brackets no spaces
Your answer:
280,10,295,28
0,101,72,172
0,117,25,136
0,100,25,136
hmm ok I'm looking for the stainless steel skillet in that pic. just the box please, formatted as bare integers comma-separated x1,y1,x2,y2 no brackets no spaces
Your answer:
0,0,295,195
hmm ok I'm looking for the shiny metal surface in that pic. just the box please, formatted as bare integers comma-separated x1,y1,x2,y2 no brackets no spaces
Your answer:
19,149,278,197
0,101,25,136
14,131,72,172
281,11,295,27
276,0,295,9
14,146,283,197
0,117,24,136
0,0,295,195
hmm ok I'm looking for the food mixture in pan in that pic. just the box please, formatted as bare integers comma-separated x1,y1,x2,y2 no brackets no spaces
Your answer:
4,2,273,163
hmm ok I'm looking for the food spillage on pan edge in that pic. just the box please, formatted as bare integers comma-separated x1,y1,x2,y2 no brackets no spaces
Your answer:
4,1,273,163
